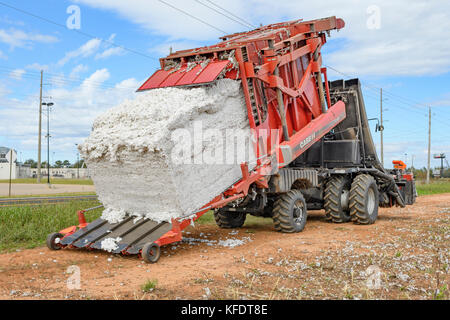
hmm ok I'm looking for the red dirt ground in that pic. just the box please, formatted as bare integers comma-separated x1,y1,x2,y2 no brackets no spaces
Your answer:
0,194,448,300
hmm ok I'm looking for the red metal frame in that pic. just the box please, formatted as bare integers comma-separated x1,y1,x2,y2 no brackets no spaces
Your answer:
59,16,348,257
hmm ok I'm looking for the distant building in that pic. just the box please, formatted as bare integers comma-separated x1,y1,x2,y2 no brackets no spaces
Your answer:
432,168,441,178
30,167,91,179
0,146,92,180
0,146,18,179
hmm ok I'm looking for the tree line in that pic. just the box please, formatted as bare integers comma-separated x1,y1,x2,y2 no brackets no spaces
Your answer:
22,159,85,169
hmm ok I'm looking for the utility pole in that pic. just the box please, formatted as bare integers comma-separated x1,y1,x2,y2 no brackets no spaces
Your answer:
427,107,431,184
42,102,54,185
8,149,13,197
75,143,80,179
380,88,384,167
37,70,43,183
47,104,50,184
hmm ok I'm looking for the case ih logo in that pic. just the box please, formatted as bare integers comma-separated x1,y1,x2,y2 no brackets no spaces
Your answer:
299,133,316,150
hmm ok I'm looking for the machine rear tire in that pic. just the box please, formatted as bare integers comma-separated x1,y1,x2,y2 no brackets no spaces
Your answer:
142,243,161,263
46,232,63,250
272,190,307,233
214,209,246,228
324,176,351,223
349,174,379,224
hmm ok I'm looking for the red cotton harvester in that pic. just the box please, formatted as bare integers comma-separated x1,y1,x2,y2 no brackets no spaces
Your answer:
47,16,416,263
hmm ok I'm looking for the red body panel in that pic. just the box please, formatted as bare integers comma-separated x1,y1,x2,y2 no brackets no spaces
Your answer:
138,60,230,90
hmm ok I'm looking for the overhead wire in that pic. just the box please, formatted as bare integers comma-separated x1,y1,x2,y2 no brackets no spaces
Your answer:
0,1,159,61
193,0,254,30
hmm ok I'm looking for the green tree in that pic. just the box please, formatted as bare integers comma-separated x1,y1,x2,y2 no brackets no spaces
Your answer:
24,159,37,168
72,159,85,168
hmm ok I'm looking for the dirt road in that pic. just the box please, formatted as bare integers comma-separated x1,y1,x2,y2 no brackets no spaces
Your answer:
0,194,448,300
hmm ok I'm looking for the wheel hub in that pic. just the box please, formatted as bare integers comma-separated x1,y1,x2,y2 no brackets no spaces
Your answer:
367,188,375,215
341,189,350,211
293,200,305,224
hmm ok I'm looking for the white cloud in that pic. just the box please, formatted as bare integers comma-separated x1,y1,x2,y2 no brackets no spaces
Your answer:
0,16,25,27
9,69,26,80
0,28,58,49
250,0,450,76
58,38,102,66
75,0,450,76
0,50,7,60
74,0,247,41
25,63,49,71
0,68,141,160
70,64,89,78
430,93,450,107
82,68,110,85
58,34,122,65
95,46,125,59
148,40,204,56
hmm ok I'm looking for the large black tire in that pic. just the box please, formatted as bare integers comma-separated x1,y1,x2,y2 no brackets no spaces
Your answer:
324,176,351,223
272,190,307,233
349,174,379,224
214,209,246,228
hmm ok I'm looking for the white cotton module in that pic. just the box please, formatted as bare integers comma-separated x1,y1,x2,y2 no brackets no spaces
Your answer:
79,79,256,224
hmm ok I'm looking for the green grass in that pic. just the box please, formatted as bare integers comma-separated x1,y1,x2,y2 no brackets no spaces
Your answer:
141,279,158,292
196,210,273,227
0,178,93,185
0,192,96,199
196,210,216,224
0,200,102,252
416,180,450,196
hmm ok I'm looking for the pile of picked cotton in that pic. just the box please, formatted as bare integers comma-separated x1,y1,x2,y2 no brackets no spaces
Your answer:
79,79,255,224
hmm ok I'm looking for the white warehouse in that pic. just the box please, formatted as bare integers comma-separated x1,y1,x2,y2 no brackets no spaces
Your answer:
0,146,18,179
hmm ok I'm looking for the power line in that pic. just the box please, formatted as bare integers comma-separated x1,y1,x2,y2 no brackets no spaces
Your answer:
0,1,158,61
157,0,228,34
0,68,140,91
325,64,431,118
203,0,256,29
325,64,429,112
194,0,254,29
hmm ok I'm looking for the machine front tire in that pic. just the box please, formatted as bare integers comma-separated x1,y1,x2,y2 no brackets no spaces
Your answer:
142,243,161,263
324,176,351,223
272,190,307,233
46,232,63,250
214,209,246,228
349,174,379,224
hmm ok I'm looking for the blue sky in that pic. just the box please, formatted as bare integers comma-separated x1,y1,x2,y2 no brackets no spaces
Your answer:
0,0,449,169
